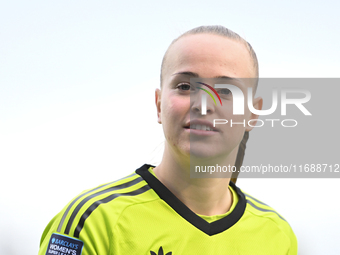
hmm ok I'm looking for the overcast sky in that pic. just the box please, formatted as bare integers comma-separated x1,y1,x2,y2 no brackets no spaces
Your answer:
1,0,339,254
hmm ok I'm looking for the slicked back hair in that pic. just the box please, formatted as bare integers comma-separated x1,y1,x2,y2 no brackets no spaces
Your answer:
160,25,259,91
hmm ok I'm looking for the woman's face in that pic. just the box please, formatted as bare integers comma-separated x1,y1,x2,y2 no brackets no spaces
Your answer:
156,33,261,161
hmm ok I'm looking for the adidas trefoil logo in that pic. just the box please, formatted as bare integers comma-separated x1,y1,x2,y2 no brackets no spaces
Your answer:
150,246,172,255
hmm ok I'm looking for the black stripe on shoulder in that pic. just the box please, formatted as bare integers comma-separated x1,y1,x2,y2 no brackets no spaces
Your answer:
74,184,150,238
246,199,286,221
64,175,142,235
57,173,137,232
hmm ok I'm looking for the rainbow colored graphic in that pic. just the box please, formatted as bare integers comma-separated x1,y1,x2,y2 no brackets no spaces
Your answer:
196,82,223,106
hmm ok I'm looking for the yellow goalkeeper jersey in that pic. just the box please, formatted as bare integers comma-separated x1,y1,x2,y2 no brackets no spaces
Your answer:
39,164,298,255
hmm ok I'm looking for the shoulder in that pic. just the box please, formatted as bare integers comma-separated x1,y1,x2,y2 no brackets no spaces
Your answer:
58,171,152,236
242,189,290,228
39,168,157,255
235,185,298,254
48,170,155,237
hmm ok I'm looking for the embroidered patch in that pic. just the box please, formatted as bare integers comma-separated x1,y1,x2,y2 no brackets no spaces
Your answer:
45,233,84,255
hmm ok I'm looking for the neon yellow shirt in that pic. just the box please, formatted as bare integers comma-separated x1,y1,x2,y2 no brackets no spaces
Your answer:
39,164,298,255
148,166,239,223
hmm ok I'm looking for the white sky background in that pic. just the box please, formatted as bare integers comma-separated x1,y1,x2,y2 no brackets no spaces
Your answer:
0,0,339,254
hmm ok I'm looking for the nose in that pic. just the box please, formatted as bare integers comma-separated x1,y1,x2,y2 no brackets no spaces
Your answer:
191,89,215,115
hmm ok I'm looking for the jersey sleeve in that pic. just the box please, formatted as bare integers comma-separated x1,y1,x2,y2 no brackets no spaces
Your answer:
287,223,298,255
38,172,143,255
38,190,112,255
242,190,298,255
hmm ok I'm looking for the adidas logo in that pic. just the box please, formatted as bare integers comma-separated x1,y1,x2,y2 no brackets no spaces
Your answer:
150,246,172,255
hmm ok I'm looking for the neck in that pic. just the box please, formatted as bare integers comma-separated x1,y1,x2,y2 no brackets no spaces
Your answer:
153,144,238,216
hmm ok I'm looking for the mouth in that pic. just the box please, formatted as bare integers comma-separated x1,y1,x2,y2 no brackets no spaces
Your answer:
189,124,215,131
184,120,219,133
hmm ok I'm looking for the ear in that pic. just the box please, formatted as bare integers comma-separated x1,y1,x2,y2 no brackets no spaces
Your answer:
155,88,162,124
245,96,263,132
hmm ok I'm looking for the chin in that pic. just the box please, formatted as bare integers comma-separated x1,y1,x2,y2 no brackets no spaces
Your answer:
188,149,220,160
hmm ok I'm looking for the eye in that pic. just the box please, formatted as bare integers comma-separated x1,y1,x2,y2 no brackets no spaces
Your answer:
217,88,231,95
176,82,192,91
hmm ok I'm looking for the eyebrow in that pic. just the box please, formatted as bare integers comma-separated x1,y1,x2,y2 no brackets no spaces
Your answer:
171,71,243,83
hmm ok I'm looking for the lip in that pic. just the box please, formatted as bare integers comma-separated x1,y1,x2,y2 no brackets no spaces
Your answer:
184,119,220,135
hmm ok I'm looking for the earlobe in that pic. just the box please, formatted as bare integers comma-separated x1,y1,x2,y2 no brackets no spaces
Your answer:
246,96,263,132
155,88,162,124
